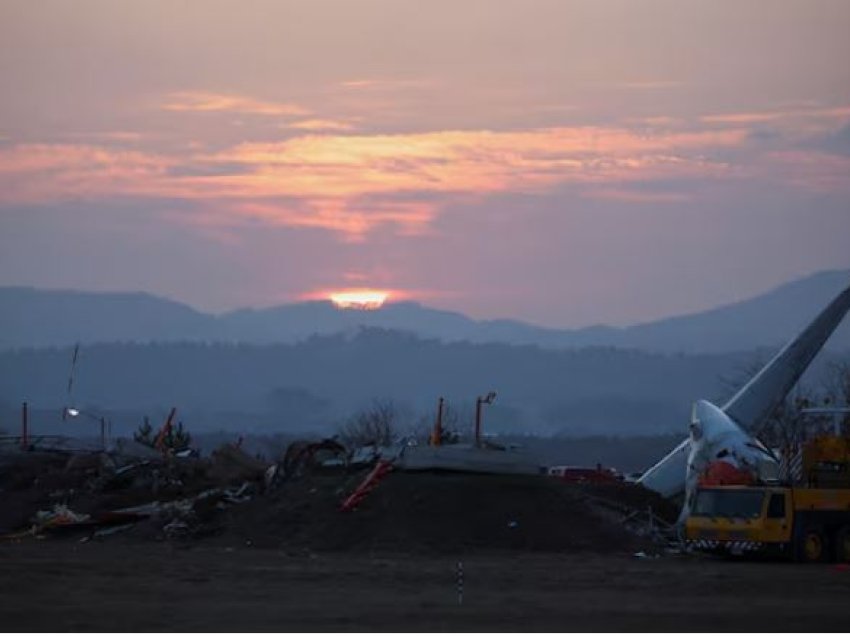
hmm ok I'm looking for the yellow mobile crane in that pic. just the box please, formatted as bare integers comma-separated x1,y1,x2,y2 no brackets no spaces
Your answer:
685,432,850,562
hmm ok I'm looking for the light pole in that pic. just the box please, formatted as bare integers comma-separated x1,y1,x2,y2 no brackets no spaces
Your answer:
474,391,497,447
64,407,109,450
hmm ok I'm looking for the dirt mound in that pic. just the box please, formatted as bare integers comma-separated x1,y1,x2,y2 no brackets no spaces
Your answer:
214,470,661,554
4,449,675,554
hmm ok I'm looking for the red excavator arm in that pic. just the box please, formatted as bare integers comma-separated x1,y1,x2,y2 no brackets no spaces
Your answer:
153,407,177,455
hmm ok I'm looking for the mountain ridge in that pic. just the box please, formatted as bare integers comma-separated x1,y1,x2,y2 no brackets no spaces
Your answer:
1,269,849,353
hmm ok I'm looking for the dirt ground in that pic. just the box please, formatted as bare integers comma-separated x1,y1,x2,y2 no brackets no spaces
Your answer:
1,542,849,631
2,455,848,631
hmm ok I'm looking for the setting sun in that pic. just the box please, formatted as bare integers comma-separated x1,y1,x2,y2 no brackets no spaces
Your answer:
329,289,389,310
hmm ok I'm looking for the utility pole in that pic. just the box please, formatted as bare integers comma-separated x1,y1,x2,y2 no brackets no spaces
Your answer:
21,401,29,451
431,396,444,446
474,391,496,447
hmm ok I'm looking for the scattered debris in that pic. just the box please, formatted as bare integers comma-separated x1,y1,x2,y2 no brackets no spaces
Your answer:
0,443,266,543
2,444,676,554
34,504,91,529
264,464,279,490
281,438,347,479
633,551,661,559
340,459,393,512
162,520,191,538
79,523,136,543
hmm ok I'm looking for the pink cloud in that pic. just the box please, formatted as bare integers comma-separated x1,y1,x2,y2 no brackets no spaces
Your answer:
162,91,309,117
200,127,746,198
338,78,435,91
0,124,763,239
342,271,369,282
701,106,850,125
0,143,172,203
61,131,146,143
285,119,356,132
229,199,435,240
580,188,691,203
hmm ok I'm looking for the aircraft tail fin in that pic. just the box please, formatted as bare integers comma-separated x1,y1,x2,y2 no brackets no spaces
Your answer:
722,279,850,430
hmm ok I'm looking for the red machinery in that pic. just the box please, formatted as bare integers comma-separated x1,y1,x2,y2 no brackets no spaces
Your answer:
697,460,757,487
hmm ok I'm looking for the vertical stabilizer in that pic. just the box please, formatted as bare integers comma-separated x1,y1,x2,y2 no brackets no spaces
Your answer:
722,280,850,430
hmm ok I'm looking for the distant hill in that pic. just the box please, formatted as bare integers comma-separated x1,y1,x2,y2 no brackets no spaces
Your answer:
573,269,850,353
0,287,210,348
1,269,849,353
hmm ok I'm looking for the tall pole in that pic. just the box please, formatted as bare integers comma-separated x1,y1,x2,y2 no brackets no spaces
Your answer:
474,397,482,447
100,416,106,450
21,401,28,451
432,396,444,446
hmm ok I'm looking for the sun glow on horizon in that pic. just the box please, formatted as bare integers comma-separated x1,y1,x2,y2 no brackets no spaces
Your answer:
328,289,390,310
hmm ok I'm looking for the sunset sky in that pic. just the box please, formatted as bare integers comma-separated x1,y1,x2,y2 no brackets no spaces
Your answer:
1,0,849,327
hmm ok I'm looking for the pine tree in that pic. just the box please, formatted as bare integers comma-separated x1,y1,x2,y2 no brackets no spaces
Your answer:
134,417,154,446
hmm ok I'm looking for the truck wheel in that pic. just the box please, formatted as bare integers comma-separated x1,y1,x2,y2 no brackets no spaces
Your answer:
834,526,850,563
797,526,828,563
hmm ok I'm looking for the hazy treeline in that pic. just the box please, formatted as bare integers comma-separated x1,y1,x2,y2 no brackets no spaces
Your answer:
2,328,848,439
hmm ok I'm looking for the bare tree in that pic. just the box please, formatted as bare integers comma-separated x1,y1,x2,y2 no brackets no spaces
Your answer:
754,388,818,449
836,362,850,406
826,361,850,398
729,358,850,448
408,412,434,444
338,399,398,448
821,360,850,434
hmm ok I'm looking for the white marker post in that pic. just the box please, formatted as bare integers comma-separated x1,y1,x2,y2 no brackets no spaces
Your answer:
456,561,464,606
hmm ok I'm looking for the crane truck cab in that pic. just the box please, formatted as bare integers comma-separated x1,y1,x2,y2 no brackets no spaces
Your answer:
686,431,850,562
685,484,850,562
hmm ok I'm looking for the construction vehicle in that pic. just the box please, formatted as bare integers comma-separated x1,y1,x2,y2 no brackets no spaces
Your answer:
685,432,850,562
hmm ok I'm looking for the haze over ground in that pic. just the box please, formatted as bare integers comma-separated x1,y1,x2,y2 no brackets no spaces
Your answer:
1,0,849,329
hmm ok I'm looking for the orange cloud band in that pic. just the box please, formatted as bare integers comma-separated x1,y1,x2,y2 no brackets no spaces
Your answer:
0,125,755,238
163,91,309,117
